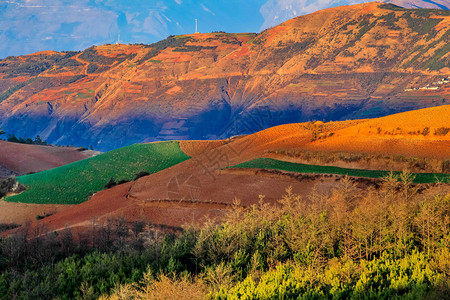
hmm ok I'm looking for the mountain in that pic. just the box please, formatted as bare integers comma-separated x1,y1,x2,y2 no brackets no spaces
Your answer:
0,2,449,150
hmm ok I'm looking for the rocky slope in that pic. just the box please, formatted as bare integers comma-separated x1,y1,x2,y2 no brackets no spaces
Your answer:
0,2,449,150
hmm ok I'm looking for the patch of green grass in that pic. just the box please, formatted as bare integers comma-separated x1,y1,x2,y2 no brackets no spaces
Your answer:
6,141,190,204
149,60,162,63
76,90,95,99
62,91,74,94
227,158,449,184
174,35,189,39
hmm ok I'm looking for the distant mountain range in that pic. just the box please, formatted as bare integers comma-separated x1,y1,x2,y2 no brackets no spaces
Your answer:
0,2,449,150
1,1,448,59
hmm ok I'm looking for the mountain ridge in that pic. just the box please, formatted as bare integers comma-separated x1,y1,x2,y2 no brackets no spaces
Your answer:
0,2,449,150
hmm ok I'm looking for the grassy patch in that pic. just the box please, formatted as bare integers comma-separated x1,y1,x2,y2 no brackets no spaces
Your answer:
6,141,190,204
228,158,449,183
76,92,93,99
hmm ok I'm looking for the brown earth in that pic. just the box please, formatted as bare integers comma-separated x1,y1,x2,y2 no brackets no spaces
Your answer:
7,105,449,236
0,200,72,225
0,2,449,151
0,140,99,176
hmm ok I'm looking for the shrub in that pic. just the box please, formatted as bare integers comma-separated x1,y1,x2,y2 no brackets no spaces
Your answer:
442,160,450,173
86,63,99,74
0,177,25,198
434,127,450,136
104,177,117,189
134,171,150,180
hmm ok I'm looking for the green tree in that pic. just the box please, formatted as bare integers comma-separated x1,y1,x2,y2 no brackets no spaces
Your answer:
7,134,18,143
34,135,42,144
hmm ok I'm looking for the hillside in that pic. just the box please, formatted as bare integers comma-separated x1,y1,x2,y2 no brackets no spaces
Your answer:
0,2,449,150
6,141,190,204
0,140,97,177
7,105,448,235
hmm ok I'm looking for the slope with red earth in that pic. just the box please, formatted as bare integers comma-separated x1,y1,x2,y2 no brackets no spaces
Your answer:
9,105,449,236
0,140,98,176
0,3,449,150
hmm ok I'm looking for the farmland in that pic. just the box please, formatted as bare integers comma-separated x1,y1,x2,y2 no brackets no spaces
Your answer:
6,141,190,204
228,158,450,183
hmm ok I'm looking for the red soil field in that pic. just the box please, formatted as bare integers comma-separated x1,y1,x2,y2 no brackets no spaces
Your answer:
0,140,98,176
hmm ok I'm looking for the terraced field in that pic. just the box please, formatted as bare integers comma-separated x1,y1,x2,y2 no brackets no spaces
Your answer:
6,141,190,204
228,158,450,184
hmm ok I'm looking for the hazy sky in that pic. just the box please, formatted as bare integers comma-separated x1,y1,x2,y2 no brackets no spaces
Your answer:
0,0,446,58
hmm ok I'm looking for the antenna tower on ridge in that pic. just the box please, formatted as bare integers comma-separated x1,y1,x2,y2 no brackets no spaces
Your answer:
195,19,199,34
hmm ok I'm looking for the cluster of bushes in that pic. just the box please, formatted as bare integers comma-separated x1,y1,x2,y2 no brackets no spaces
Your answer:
104,171,150,189
0,177,25,198
138,36,193,64
0,175,448,299
6,134,47,145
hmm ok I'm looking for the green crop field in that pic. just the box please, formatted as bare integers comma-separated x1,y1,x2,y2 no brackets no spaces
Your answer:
228,158,450,184
6,141,190,204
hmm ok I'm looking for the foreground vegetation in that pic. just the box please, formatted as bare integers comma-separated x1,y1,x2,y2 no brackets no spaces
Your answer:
0,174,448,299
229,158,450,184
6,141,190,204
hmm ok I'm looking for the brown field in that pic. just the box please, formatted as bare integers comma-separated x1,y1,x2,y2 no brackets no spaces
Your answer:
0,200,72,226
0,140,99,176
